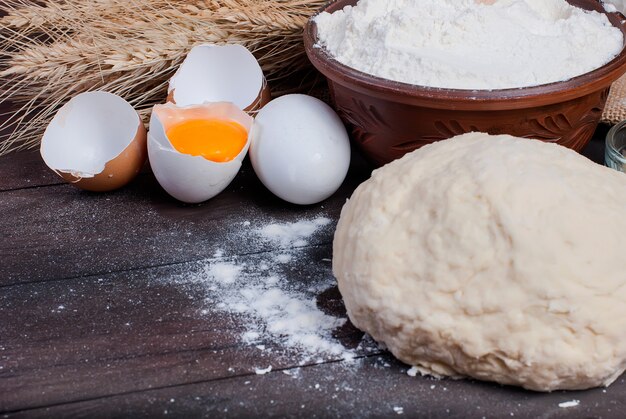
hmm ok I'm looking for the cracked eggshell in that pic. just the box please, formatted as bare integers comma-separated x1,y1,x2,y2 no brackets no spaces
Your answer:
167,44,271,113
40,91,147,192
148,102,253,204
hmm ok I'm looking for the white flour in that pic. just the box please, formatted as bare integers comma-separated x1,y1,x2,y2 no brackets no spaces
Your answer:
604,0,626,13
257,217,331,248
166,217,361,363
558,400,581,408
210,263,349,358
314,0,623,89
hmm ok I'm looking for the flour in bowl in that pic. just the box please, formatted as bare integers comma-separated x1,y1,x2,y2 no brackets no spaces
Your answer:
314,0,624,90
603,0,626,14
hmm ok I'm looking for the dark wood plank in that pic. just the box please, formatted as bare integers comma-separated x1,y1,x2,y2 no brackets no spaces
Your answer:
0,245,374,412
2,129,622,418
0,150,63,191
8,356,626,418
3,238,624,417
0,129,605,287
0,155,371,287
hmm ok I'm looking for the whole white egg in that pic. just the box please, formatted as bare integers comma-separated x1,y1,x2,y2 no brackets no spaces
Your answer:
249,94,350,205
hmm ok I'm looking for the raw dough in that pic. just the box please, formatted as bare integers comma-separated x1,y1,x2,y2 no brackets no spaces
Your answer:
333,133,626,391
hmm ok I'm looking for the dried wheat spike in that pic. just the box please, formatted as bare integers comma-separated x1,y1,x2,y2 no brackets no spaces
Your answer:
0,0,325,155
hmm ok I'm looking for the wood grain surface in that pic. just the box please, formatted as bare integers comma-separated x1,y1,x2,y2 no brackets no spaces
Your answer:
1,125,625,418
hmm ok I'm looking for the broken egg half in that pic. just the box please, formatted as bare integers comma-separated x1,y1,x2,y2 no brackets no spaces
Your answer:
148,102,254,204
40,91,147,192
167,44,271,113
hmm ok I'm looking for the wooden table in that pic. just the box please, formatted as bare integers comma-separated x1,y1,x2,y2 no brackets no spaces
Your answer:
1,126,625,418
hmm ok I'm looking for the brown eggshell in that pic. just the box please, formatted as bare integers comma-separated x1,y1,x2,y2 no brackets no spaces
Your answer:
166,89,175,104
58,121,147,192
245,78,272,113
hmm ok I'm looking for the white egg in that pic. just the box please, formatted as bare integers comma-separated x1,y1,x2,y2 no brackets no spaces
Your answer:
148,102,253,204
249,94,350,205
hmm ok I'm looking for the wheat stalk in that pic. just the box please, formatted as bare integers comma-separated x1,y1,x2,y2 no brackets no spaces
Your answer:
0,0,325,155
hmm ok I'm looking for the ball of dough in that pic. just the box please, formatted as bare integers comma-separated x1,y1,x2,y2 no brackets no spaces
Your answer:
333,132,626,391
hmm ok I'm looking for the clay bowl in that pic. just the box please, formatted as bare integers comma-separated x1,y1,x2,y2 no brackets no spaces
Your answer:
304,0,626,166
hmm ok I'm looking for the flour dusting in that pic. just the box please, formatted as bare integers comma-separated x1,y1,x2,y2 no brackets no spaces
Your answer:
258,217,331,247
257,217,330,247
558,400,581,408
205,262,243,284
255,366,273,375
168,216,355,363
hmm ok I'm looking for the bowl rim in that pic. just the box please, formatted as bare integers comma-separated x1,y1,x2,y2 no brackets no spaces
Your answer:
304,0,626,110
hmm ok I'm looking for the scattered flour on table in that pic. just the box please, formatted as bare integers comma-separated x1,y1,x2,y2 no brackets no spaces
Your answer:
257,217,331,247
206,262,242,285
558,400,581,408
314,0,623,89
166,216,357,363
255,366,272,375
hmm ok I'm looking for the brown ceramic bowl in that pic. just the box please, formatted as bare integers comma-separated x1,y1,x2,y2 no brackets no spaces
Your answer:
304,0,626,166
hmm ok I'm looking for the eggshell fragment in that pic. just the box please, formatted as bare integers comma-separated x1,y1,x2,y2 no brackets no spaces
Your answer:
148,102,253,203
167,44,270,113
40,91,147,192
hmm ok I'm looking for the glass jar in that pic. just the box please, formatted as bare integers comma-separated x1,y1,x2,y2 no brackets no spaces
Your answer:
605,120,626,172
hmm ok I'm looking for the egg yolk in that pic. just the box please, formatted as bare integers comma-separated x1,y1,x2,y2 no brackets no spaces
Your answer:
166,119,248,163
